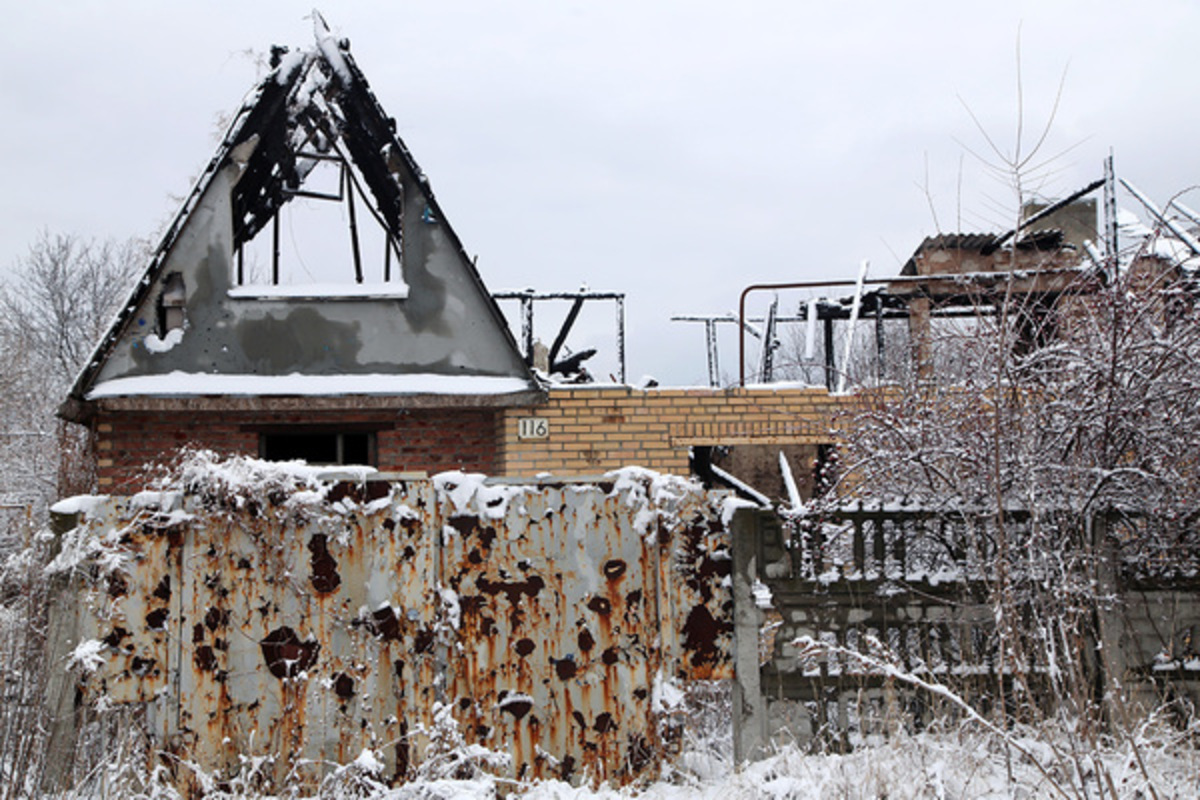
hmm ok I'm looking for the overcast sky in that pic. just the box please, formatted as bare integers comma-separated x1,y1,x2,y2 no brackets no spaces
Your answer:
4,1,1200,385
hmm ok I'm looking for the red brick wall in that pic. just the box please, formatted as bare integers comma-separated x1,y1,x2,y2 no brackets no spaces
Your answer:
376,409,500,476
92,408,501,491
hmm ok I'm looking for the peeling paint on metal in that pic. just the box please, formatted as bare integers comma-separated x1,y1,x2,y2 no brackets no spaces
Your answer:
53,471,732,792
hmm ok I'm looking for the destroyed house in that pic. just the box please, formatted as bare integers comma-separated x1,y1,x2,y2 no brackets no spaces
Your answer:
58,26,543,490
66,19,1125,504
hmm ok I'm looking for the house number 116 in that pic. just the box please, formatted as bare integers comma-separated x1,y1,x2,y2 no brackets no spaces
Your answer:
517,417,550,439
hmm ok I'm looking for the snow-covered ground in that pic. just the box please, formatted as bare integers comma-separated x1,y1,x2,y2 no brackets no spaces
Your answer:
117,727,1193,799
55,723,1195,799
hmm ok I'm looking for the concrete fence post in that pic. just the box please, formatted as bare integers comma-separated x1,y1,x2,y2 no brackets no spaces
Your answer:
731,508,768,763
1092,513,1130,722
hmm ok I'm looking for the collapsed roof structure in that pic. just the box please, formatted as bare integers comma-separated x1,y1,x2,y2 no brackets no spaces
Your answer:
681,166,1200,390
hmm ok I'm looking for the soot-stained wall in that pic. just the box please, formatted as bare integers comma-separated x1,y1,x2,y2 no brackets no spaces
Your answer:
89,164,530,388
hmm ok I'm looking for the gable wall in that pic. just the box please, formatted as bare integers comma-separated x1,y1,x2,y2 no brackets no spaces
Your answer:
87,162,532,392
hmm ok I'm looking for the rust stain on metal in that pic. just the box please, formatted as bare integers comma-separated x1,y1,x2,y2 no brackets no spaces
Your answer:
586,596,612,615
681,605,731,669
553,656,578,680
145,607,169,630
331,672,356,699
194,645,217,672
261,626,320,679
475,574,545,604
325,479,391,505
603,559,627,580
307,533,341,593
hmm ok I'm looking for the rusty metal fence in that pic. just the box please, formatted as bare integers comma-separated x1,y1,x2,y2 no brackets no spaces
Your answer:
45,467,733,792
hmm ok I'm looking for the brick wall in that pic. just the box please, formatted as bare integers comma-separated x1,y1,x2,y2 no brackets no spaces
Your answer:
93,407,501,490
87,385,854,491
498,385,853,478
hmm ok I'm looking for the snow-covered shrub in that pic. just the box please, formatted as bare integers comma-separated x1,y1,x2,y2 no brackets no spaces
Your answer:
412,701,512,784
818,254,1200,797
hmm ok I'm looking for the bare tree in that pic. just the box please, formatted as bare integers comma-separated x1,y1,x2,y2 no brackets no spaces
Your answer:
0,232,146,794
0,232,145,520
1,233,145,385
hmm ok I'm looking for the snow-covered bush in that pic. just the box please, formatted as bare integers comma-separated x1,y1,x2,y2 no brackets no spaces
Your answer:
817,243,1200,796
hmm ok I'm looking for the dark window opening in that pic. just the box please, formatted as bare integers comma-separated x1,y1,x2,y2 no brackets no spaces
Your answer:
260,432,375,466
690,443,835,504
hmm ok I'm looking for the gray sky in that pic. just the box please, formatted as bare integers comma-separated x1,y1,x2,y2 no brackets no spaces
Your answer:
5,1,1200,385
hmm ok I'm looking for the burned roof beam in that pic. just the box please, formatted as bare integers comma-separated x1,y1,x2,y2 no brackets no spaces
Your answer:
319,51,405,236
991,178,1105,250
229,59,310,248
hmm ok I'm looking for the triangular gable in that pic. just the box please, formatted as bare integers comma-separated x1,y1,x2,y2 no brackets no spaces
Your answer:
61,17,540,421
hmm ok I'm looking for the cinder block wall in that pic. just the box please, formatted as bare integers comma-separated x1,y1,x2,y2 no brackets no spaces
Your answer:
498,385,850,478
93,408,501,490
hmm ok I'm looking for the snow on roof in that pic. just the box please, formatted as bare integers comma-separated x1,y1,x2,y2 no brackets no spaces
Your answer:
313,12,354,86
87,373,538,399
1117,207,1200,271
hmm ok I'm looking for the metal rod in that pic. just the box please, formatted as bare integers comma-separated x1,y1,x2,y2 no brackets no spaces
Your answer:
1169,199,1200,229
384,231,391,283
823,316,835,392
1104,152,1118,267
874,302,886,382
271,210,280,286
757,296,779,383
674,313,808,324
548,297,585,367
346,167,364,283
705,320,719,387
520,296,534,366
1121,179,1200,257
615,295,626,384
331,140,406,278
837,260,869,394
493,290,626,300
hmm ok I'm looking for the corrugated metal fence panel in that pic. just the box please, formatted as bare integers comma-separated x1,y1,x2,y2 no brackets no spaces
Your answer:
57,472,731,790
172,479,443,787
440,478,662,783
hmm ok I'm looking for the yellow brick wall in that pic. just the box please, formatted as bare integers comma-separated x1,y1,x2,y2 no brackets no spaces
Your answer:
499,385,857,478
